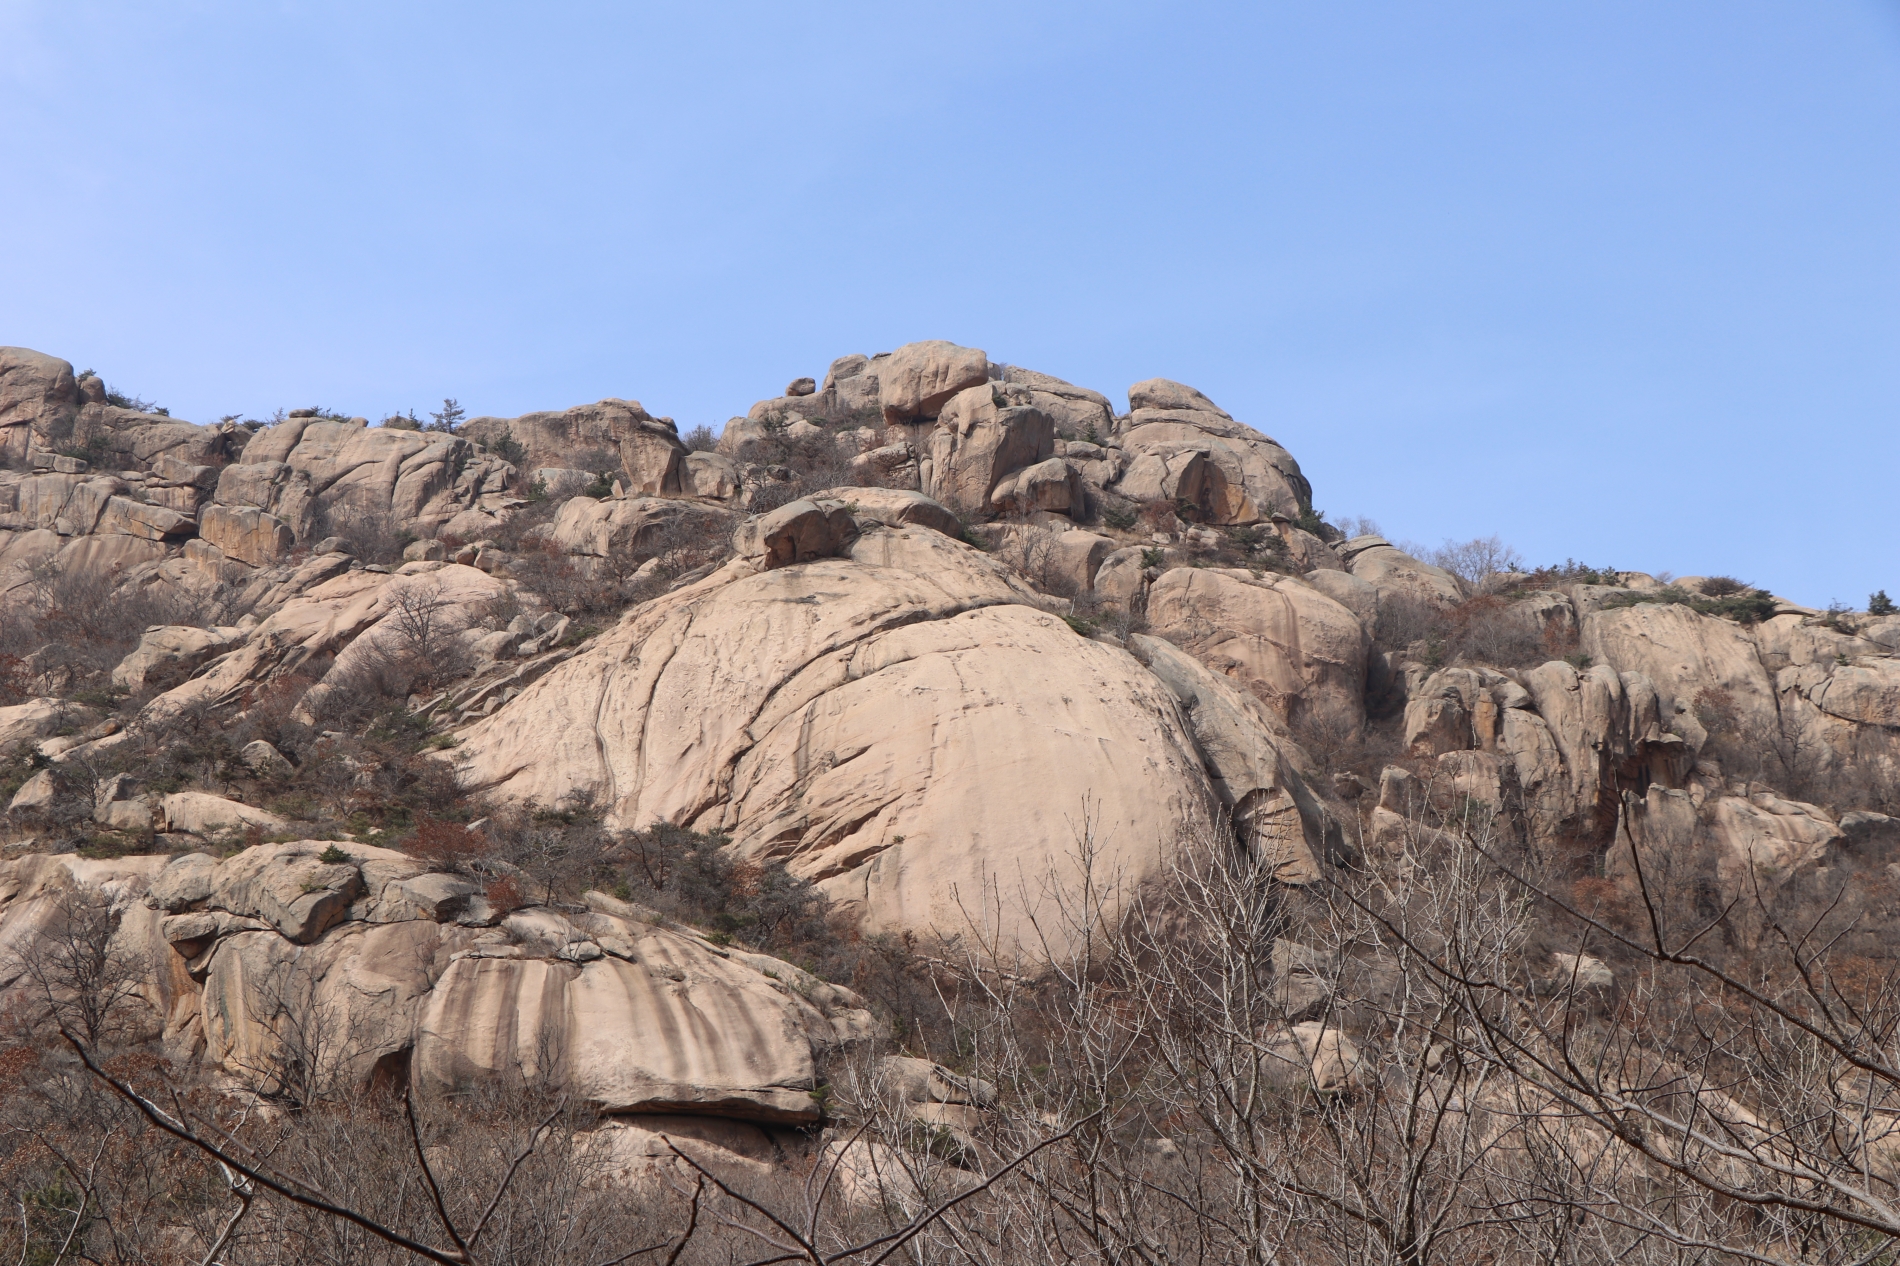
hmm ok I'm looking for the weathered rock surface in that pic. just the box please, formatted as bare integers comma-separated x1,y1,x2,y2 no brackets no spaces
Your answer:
452,527,1260,954
1116,379,1311,523
1143,568,1368,728
1336,536,1464,606
0,346,79,465
213,416,516,543
112,625,247,693
200,504,295,567
879,340,991,425
731,498,859,568
923,382,1055,518
814,487,962,538
1,844,870,1125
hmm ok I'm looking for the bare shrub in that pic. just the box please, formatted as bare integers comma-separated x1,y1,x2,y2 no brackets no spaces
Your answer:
2,890,151,1048
1329,512,1383,538
1374,591,1548,669
743,427,870,511
1425,534,1524,595
9,560,222,688
681,424,717,452
313,506,412,566
403,815,495,872
992,522,1075,597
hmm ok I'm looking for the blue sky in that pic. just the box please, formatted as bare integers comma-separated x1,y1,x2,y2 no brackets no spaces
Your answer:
3,2,1896,606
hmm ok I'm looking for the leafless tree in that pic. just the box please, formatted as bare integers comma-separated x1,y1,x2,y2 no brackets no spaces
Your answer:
1426,536,1525,596
4,889,151,1048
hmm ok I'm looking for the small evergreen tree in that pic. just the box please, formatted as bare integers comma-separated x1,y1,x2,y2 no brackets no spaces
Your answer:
1872,589,1896,616
426,397,465,433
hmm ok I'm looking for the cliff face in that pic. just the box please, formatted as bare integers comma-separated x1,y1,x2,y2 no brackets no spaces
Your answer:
3,339,1897,1186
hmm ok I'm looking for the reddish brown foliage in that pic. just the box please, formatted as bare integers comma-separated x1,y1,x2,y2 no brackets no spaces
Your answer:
406,815,495,867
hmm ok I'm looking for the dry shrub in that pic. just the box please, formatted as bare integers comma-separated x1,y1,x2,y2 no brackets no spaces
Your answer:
484,874,524,913
0,652,30,706
1375,591,1547,669
403,815,494,870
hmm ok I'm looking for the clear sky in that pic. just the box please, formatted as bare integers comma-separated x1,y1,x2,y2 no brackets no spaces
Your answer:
3,2,1896,607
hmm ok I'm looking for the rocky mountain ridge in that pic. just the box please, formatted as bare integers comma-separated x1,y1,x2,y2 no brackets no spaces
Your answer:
3,337,1899,1253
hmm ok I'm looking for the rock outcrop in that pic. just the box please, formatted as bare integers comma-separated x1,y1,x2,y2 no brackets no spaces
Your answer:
451,524,1327,954
0,845,871,1123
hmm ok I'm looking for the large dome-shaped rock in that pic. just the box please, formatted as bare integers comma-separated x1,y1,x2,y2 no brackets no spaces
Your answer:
1143,568,1368,729
451,527,1243,954
1115,379,1310,524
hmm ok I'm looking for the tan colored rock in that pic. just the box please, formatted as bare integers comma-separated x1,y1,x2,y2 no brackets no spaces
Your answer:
1274,520,1342,572
876,1055,996,1106
878,340,990,425
1144,568,1367,727
215,417,514,539
414,925,825,1121
1581,603,1778,735
1129,634,1330,883
313,564,506,696
201,919,456,1092
1300,568,1378,629
1337,536,1463,605
996,365,1116,438
1550,952,1614,991
0,698,71,752
95,495,195,541
732,498,859,568
158,792,288,837
149,852,221,912
681,450,740,499
1127,379,1230,415
615,413,687,496
1618,783,1841,888
139,568,396,722
579,1116,792,1190
7,768,57,814
923,383,1055,518
1115,379,1310,524
1093,546,1148,609
813,487,961,538
0,347,79,465
50,533,169,594
460,398,657,476
112,625,246,692
545,496,734,572
1403,667,1493,756
1049,528,1114,593
1262,1022,1363,1093
989,456,1082,514
453,530,1221,956
1797,659,1900,729
1113,443,1213,508
203,842,363,943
